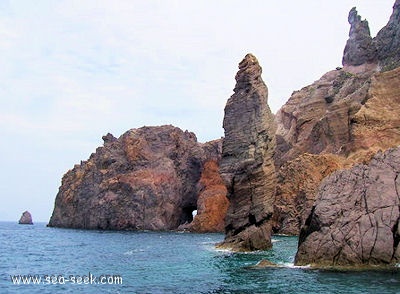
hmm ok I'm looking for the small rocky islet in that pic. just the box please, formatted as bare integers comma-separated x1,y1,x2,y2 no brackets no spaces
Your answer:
18,211,33,225
49,0,400,268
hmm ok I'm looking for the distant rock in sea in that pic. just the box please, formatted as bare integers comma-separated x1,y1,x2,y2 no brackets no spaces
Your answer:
218,53,277,251
19,211,33,225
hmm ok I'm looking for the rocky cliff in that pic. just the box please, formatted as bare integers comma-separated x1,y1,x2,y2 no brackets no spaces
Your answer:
218,54,276,251
295,147,400,267
273,1,400,235
48,125,222,231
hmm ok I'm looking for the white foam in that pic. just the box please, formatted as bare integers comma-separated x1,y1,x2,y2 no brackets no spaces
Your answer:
279,262,311,269
213,248,233,253
123,248,146,255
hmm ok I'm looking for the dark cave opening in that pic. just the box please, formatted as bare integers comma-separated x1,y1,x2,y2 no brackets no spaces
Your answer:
181,205,198,224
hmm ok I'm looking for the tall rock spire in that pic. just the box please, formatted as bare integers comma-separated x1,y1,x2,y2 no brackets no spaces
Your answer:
342,7,376,67
218,54,276,251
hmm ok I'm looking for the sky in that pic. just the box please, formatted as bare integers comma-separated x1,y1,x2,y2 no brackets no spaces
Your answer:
0,0,395,222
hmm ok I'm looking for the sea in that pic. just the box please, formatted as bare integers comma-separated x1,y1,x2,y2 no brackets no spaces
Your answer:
1,222,399,294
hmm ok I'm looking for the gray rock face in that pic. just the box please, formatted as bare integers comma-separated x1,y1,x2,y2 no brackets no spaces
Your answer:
342,7,376,67
19,211,33,225
295,147,400,267
48,125,221,230
218,54,276,251
375,0,400,71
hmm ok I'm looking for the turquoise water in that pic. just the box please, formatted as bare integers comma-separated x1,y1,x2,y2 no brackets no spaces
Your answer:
1,222,399,293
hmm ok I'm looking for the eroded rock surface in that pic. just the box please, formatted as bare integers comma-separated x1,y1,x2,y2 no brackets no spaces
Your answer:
48,125,220,230
350,67,400,162
295,147,400,267
218,54,276,251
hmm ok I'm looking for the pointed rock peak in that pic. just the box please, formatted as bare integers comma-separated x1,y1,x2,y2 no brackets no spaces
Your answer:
348,7,361,25
347,7,371,35
342,7,376,67
238,53,259,69
234,53,263,92
102,132,117,144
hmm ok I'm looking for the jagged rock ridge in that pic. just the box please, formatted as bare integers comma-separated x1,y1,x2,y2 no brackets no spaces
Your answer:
218,54,276,251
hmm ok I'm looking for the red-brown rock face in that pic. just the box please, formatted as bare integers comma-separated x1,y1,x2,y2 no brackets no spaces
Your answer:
188,160,229,233
273,154,351,235
48,125,221,230
218,54,276,251
350,67,400,162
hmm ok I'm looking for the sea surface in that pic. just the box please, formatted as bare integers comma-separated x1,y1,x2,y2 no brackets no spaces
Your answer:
1,221,399,293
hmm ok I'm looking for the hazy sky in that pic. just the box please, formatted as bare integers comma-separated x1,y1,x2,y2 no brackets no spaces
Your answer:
0,1,395,222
